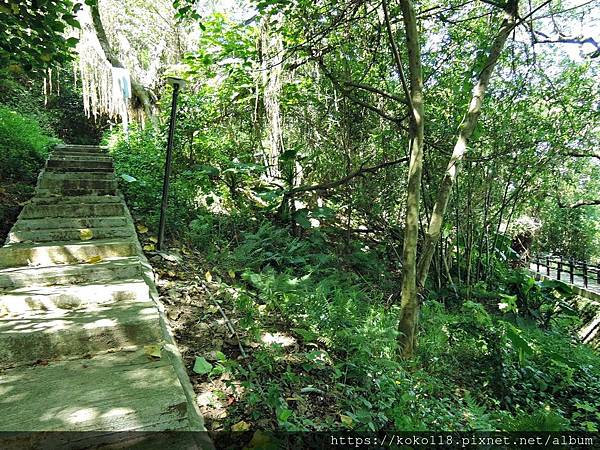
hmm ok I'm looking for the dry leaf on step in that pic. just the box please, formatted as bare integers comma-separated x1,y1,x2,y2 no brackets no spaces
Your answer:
144,344,162,358
79,228,94,240
136,224,149,233
86,255,103,264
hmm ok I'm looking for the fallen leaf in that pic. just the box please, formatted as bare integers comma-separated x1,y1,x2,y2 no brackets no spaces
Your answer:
192,356,213,375
86,255,103,264
340,414,353,428
143,243,155,251
136,224,148,233
79,228,93,240
231,420,250,432
157,251,180,263
182,247,191,255
206,305,218,314
205,271,213,283
148,236,158,244
228,270,236,279
144,344,162,358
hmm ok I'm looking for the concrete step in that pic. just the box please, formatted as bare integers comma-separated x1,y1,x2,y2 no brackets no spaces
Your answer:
49,152,112,161
0,350,192,432
20,201,125,219
7,226,133,244
0,304,162,368
13,216,128,231
0,257,142,289
41,171,116,181
38,177,118,192
0,279,150,316
30,195,122,205
37,188,118,197
50,152,113,162
46,159,114,172
54,144,108,153
0,239,136,268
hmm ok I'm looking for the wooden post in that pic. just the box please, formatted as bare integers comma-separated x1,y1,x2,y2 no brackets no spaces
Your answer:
583,262,588,288
557,256,562,280
546,256,550,276
536,256,540,273
569,258,574,284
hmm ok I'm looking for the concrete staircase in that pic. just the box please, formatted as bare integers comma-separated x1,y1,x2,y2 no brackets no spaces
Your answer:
0,145,211,448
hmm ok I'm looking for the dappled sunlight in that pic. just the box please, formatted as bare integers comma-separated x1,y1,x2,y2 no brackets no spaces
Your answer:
63,407,99,425
261,332,296,347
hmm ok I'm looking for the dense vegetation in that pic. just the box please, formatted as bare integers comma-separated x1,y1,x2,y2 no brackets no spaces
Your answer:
1,0,599,437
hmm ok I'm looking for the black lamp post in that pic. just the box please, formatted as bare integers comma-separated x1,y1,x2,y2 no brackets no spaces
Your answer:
158,77,186,251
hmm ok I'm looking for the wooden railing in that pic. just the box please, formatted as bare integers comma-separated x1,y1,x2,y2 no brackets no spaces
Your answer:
532,255,600,289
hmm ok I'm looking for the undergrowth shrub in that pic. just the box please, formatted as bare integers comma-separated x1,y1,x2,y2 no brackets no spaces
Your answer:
107,125,214,234
0,105,56,182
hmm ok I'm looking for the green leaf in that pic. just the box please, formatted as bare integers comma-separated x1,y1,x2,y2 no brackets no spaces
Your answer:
276,407,293,423
120,173,137,182
503,322,534,365
192,356,213,375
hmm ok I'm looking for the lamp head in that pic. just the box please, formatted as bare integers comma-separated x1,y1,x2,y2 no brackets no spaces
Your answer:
167,77,186,90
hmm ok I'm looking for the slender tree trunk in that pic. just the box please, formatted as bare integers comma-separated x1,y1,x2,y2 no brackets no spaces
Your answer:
416,0,519,287
385,0,425,357
259,14,284,182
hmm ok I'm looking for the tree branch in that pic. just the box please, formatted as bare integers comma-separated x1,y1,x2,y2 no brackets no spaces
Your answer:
343,80,409,105
284,156,409,196
566,151,600,160
89,3,157,122
558,198,600,208
316,57,406,125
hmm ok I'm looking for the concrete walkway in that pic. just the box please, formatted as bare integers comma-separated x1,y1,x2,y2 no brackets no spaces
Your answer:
0,145,212,448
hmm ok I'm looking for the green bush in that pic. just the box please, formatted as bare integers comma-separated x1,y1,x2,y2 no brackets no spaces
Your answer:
0,106,57,182
107,125,215,235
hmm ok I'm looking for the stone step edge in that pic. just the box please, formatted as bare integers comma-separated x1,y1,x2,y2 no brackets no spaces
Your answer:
118,193,209,437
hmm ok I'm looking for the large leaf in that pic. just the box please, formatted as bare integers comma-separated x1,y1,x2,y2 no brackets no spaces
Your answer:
192,356,213,375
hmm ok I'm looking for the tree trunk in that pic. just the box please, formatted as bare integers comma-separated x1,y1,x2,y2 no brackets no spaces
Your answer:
416,0,519,288
386,0,425,357
259,14,284,182
89,3,156,124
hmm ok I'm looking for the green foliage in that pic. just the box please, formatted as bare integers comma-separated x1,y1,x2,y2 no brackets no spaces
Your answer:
0,106,57,182
498,269,577,328
536,204,600,262
95,2,600,434
0,69,106,144
0,0,81,71
107,123,224,234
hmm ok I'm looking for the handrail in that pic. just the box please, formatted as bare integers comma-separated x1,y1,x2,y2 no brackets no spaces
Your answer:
532,254,600,289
